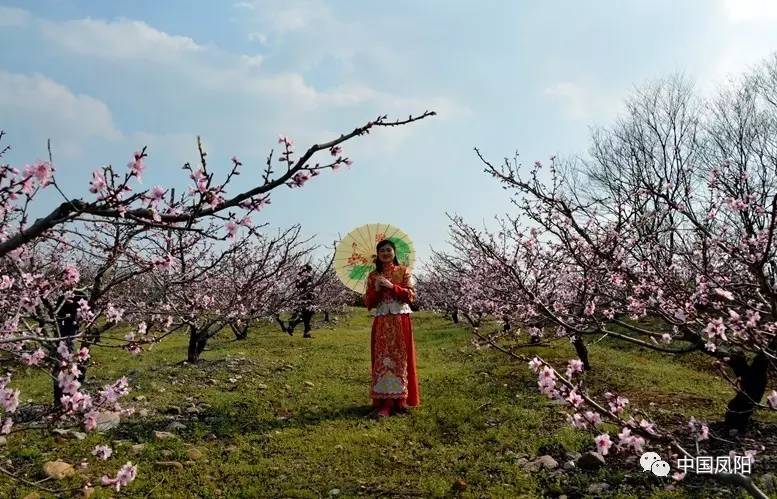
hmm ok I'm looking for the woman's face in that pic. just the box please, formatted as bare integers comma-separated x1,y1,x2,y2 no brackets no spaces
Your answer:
377,244,395,263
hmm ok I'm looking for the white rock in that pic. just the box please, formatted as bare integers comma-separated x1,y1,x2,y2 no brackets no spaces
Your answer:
588,483,610,494
154,431,178,440
53,428,86,440
534,455,559,470
95,411,121,433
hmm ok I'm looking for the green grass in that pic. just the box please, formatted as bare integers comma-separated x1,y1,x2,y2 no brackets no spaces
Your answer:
1,309,773,498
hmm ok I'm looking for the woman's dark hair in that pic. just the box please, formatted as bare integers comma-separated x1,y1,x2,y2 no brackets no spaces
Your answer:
375,239,399,272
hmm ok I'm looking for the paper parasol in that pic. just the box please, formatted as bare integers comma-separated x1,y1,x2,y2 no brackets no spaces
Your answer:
334,223,415,293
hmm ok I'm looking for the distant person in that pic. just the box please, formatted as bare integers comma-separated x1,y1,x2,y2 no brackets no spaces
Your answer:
288,264,315,338
363,239,420,417
57,289,89,342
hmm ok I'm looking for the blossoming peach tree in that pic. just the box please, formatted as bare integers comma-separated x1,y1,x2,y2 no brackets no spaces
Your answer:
312,265,359,323
148,223,316,362
268,258,357,337
0,111,434,493
433,60,777,497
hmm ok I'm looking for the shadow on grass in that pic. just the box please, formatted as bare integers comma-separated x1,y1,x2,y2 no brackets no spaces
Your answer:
110,402,380,443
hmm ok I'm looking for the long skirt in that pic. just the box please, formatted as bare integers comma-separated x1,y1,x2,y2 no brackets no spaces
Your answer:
370,312,420,408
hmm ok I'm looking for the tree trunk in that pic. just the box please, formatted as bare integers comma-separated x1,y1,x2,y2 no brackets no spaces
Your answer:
451,309,459,324
463,312,480,328
324,311,330,322
724,352,769,429
302,310,314,338
52,364,63,410
187,327,208,363
274,314,292,335
54,295,80,405
231,323,248,340
78,362,89,384
571,334,591,370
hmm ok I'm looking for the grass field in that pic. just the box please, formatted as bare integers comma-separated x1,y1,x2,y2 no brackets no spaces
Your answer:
1,309,774,498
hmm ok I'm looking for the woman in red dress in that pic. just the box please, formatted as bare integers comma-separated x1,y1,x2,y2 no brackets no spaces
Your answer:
363,239,421,417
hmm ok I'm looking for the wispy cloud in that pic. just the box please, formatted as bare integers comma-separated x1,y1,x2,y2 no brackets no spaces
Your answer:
6,1,774,265
41,18,204,61
0,70,121,158
690,0,777,96
543,82,588,120
247,32,268,44
233,0,331,33
0,6,30,27
542,81,622,123
1,5,452,171
722,0,777,23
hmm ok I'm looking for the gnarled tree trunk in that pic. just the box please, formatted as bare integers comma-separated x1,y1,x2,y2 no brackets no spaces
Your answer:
724,351,769,429
187,326,209,363
230,323,249,340
572,334,591,370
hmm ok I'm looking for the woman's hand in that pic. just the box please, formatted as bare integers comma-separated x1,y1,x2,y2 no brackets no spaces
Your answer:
376,276,393,289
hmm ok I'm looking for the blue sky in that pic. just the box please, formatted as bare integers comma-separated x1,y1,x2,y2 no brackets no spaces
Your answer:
2,0,777,266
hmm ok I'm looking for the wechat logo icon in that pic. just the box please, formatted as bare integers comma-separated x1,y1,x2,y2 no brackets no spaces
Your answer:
640,451,670,477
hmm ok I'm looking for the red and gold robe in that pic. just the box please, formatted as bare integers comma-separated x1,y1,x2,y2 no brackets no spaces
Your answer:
363,262,420,408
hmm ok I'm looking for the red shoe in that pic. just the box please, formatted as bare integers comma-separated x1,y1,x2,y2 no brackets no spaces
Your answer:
377,400,391,418
394,400,409,415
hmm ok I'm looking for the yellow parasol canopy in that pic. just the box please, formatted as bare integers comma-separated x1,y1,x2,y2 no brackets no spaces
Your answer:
334,223,415,293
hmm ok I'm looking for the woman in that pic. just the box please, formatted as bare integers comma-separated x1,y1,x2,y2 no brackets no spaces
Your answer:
363,239,421,417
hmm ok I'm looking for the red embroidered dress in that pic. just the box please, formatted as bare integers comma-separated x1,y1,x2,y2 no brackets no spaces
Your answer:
363,262,420,409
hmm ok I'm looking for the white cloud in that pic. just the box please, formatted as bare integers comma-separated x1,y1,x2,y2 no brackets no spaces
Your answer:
330,83,465,119
244,72,319,104
41,18,203,61
248,32,268,44
225,0,461,124
543,82,588,120
229,0,362,72
722,0,777,23
2,6,455,173
239,53,264,68
36,15,307,102
127,131,200,168
36,14,448,120
235,0,330,33
0,70,121,158
543,80,625,124
701,46,771,95
0,6,31,27
691,1,777,96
